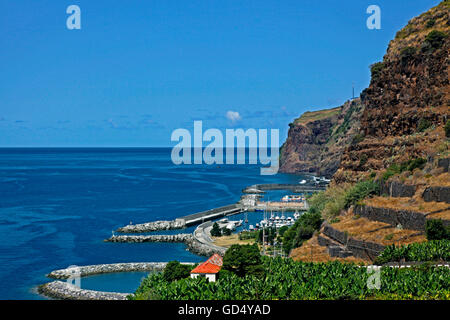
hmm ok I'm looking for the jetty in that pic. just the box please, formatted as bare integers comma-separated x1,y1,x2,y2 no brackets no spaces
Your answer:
243,183,327,194
178,204,244,226
117,203,244,233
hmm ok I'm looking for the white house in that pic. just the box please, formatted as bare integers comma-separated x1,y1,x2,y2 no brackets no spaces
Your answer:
190,253,223,282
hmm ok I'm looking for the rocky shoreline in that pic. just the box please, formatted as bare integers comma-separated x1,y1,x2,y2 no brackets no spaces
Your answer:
116,219,186,233
38,281,129,300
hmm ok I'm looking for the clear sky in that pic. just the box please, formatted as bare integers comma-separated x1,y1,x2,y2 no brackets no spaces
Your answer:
0,0,441,147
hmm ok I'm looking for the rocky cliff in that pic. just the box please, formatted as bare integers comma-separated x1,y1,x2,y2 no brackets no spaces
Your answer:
334,1,449,183
281,1,449,181
280,99,363,178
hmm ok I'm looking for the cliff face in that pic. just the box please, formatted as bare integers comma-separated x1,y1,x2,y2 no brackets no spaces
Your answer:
280,99,363,178
334,0,449,183
281,1,449,181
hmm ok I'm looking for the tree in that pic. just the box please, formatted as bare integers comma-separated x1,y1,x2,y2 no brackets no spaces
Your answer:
210,222,222,237
222,244,264,278
222,227,232,236
426,219,449,240
163,261,192,282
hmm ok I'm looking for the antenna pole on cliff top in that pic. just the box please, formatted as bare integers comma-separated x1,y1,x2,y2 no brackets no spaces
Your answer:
352,82,355,100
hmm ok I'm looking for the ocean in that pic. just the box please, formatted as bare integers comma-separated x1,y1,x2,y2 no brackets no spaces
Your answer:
0,148,303,299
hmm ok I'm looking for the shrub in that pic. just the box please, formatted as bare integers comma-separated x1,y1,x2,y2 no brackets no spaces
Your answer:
222,244,264,277
445,120,450,138
282,210,323,253
359,154,368,166
210,222,222,237
400,46,416,64
382,158,427,180
222,227,232,236
426,18,435,28
370,62,385,82
344,180,380,208
375,240,450,264
163,261,192,282
422,30,446,52
417,118,431,132
425,219,450,240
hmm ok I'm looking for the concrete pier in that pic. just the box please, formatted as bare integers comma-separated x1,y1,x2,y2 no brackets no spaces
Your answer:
116,203,244,233
179,204,244,226
243,183,326,194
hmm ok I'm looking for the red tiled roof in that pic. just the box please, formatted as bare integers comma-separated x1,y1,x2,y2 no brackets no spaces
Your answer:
190,253,223,274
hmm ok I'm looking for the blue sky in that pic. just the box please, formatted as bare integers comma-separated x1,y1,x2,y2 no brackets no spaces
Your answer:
0,0,441,147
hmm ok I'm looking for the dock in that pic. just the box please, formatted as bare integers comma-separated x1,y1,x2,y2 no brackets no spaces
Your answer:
243,183,327,194
176,204,244,226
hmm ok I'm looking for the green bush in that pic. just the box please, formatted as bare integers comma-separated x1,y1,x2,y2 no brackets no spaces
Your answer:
417,118,431,132
344,180,380,208
359,154,368,166
426,18,435,28
375,240,450,265
422,30,446,53
282,210,323,254
163,261,193,282
222,244,264,277
382,158,427,180
222,227,232,236
210,222,222,237
445,120,450,138
400,46,416,64
426,219,450,240
370,62,385,82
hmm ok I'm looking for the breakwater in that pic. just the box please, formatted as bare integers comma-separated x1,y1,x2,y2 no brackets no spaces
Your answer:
47,262,179,279
104,234,226,257
38,281,129,300
41,262,196,300
105,234,192,243
117,219,186,233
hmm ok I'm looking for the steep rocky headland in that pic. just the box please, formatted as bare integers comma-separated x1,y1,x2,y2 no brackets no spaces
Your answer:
281,0,449,182
279,98,364,178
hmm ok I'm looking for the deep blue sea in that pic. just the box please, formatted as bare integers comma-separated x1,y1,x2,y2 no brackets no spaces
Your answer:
0,148,303,299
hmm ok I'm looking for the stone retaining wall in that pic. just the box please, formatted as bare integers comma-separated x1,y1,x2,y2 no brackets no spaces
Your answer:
116,219,186,233
346,238,385,260
354,205,426,231
438,158,449,172
379,181,416,198
321,224,385,260
322,223,348,244
422,186,450,203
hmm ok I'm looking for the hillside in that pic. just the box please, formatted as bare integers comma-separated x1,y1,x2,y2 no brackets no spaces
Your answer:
283,1,450,263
